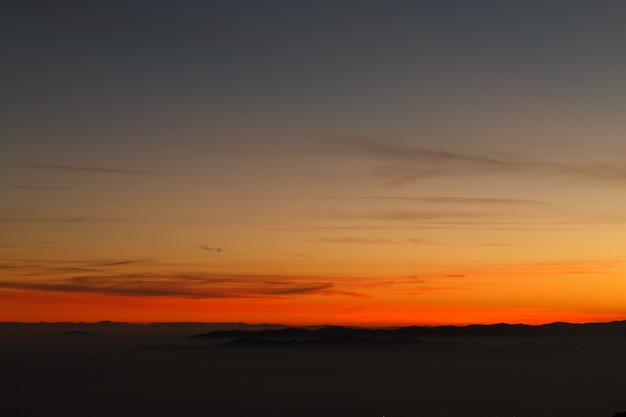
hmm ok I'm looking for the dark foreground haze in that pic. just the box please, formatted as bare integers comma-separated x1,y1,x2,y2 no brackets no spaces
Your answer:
2,321,626,417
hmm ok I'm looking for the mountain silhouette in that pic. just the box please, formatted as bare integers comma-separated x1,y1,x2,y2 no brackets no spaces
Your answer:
187,320,626,345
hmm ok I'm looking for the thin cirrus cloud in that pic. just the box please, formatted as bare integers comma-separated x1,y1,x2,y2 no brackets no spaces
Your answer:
8,185,71,190
349,140,626,185
7,163,162,175
329,209,498,222
406,238,433,244
317,206,626,229
339,196,549,206
0,215,131,224
263,281,335,295
0,272,345,299
196,245,223,253
306,237,398,245
306,237,434,245
88,259,150,267
0,258,150,274
1,259,614,302
0,253,374,298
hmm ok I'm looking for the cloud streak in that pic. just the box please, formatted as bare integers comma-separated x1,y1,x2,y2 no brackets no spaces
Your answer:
339,196,549,206
350,140,626,185
8,163,162,175
263,281,335,295
8,185,71,190
306,237,397,245
306,237,435,245
0,258,149,272
0,271,344,299
0,215,132,224
329,209,498,223
196,245,223,253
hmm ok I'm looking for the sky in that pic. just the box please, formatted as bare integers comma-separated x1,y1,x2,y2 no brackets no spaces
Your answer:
3,0,626,326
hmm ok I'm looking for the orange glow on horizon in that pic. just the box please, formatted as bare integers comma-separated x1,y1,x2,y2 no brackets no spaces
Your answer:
2,286,626,327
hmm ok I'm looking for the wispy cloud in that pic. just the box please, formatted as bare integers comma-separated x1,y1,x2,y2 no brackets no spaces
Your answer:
330,209,497,222
406,238,432,244
290,224,585,231
7,163,161,175
87,259,150,267
337,196,549,206
0,258,150,275
349,140,626,185
316,202,626,229
0,257,346,298
360,277,425,288
8,185,71,190
0,215,131,224
263,281,334,295
2,256,616,301
196,245,223,253
306,237,435,245
306,237,398,245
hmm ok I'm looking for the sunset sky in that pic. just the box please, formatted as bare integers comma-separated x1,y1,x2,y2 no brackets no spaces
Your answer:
3,0,626,326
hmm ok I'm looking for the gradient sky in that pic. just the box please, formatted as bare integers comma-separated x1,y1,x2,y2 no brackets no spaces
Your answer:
3,0,626,326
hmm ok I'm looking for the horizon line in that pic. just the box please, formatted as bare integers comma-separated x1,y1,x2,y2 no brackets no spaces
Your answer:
2,319,624,328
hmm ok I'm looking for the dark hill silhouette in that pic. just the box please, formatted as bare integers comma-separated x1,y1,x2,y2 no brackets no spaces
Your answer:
188,327,316,339
187,320,626,346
